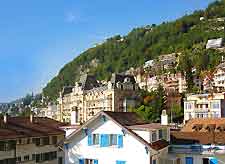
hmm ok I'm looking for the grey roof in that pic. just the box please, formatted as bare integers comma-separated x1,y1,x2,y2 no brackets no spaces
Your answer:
62,86,74,95
79,74,100,90
110,73,136,84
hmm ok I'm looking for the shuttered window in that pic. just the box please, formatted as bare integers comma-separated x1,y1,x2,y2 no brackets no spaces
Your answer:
100,134,109,147
185,157,193,164
88,134,93,146
117,135,123,148
116,160,126,164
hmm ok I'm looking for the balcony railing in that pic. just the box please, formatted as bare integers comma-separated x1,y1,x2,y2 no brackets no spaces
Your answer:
169,145,225,155
169,145,202,154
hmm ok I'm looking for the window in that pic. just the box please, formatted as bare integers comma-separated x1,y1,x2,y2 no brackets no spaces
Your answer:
162,129,167,140
212,102,220,109
93,134,99,145
52,136,57,145
100,134,109,147
36,154,41,163
58,157,63,164
79,159,98,164
32,138,40,146
42,137,50,145
116,161,126,164
152,131,157,142
16,157,21,162
185,103,192,110
33,151,57,163
24,155,29,161
159,130,163,139
185,157,193,164
0,140,16,151
27,138,30,144
110,134,117,146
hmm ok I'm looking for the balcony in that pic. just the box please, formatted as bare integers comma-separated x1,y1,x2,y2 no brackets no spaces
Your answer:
169,145,202,154
169,145,225,155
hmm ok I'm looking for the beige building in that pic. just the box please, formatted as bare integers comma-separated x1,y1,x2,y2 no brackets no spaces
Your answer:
213,62,225,91
0,115,65,164
184,92,225,121
57,74,139,124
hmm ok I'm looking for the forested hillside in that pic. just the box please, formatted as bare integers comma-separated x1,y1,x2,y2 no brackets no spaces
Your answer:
43,0,225,101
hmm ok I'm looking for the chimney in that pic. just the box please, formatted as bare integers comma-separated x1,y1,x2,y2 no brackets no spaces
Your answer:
161,110,168,126
71,110,78,125
3,114,7,124
30,113,33,123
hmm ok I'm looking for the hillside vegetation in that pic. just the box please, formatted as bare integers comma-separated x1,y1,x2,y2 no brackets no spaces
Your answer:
43,0,225,101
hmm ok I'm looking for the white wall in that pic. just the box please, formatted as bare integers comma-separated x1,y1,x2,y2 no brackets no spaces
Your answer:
65,119,151,164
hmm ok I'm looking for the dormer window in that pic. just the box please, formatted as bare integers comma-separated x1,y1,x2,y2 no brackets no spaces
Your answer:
124,77,130,83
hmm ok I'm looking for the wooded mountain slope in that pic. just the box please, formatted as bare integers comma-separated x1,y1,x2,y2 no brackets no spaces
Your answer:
43,0,225,101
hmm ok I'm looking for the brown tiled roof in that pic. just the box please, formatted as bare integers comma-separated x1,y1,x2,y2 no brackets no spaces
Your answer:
150,139,169,150
171,118,225,144
0,116,66,140
182,118,225,132
104,111,149,126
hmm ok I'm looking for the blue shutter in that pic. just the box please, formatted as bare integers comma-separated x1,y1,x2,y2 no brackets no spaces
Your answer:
64,143,69,150
210,158,218,164
79,159,84,164
100,134,109,147
88,134,92,146
118,135,123,148
116,160,126,164
185,157,193,164
94,159,98,164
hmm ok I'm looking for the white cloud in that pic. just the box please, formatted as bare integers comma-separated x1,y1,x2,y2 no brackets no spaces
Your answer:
65,12,86,24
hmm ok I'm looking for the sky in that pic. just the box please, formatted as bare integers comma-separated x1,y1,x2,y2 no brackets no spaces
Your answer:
0,0,215,102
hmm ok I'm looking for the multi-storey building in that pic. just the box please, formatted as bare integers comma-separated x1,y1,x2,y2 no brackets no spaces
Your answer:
206,38,223,49
34,103,59,120
184,93,225,121
213,62,225,91
0,115,65,164
57,74,139,124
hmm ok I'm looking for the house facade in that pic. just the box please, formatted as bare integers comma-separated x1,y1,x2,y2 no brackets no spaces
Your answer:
0,115,65,164
57,74,139,124
184,93,225,121
64,111,171,164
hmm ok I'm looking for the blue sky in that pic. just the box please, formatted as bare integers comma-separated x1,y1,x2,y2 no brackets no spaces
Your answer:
0,0,215,102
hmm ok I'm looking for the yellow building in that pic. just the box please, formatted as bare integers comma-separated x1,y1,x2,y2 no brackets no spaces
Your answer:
57,73,139,124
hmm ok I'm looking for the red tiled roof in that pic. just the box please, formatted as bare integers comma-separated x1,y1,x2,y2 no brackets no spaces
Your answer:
150,139,169,150
0,116,66,140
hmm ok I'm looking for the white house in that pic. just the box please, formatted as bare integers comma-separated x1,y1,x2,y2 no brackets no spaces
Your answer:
206,38,223,49
64,111,172,164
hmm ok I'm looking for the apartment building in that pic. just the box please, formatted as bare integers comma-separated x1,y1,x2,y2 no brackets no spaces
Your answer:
206,38,223,49
213,62,225,91
0,115,65,164
64,111,172,164
184,93,225,121
57,73,139,124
